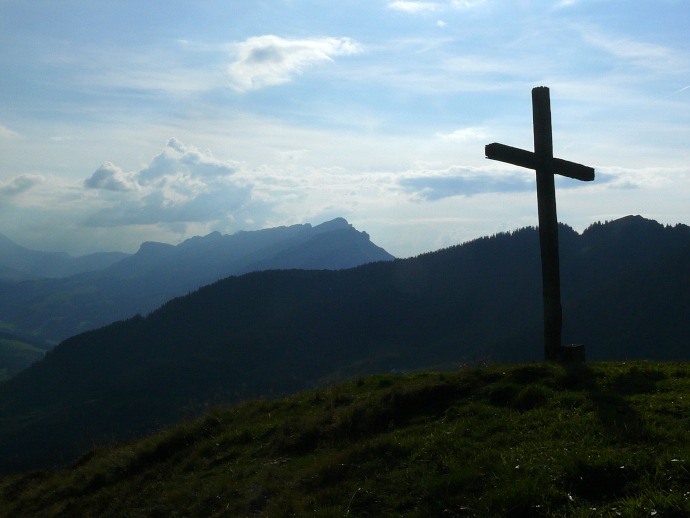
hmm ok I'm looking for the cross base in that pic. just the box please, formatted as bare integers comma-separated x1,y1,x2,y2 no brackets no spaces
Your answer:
551,344,586,364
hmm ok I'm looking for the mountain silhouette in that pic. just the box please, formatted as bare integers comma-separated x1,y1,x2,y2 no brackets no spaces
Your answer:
0,233,128,282
0,218,394,346
0,215,687,472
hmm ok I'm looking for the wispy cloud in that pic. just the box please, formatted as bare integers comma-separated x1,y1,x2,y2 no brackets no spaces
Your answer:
0,174,45,196
398,162,629,202
0,124,18,138
437,127,488,142
45,40,223,96
450,0,485,7
580,28,684,72
227,35,361,92
399,167,532,200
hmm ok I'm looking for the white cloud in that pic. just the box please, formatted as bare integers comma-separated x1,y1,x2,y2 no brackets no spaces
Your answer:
450,0,485,7
388,0,483,13
437,127,488,142
227,35,361,92
388,1,442,13
83,139,252,228
138,138,237,184
0,174,45,196
84,162,137,192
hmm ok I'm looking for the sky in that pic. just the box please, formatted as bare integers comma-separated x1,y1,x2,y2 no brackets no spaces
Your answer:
0,0,688,258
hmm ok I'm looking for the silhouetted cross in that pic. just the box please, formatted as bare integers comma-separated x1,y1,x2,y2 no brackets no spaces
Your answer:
485,86,595,361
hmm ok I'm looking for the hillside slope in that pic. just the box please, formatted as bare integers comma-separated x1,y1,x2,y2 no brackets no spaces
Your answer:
0,218,393,345
0,215,687,472
0,333,44,381
1,362,688,516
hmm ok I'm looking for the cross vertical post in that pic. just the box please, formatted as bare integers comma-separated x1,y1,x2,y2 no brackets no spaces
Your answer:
532,87,562,361
484,86,595,362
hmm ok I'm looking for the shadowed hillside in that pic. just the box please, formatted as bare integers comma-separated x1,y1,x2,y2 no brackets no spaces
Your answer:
0,218,393,346
0,332,44,381
0,215,687,472
1,362,688,516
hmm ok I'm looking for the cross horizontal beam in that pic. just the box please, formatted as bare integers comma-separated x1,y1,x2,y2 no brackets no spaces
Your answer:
485,143,595,182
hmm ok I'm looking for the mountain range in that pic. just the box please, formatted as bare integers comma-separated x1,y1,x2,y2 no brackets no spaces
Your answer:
0,233,129,282
0,215,687,473
0,218,394,349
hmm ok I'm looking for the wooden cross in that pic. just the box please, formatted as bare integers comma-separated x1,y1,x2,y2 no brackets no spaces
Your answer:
485,86,595,361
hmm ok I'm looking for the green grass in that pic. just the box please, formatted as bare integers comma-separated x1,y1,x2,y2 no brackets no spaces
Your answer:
1,361,689,517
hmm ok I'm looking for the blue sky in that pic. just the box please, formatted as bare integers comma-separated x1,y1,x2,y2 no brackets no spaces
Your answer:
0,0,688,258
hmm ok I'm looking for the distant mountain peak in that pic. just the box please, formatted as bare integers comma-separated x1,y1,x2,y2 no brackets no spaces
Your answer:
138,241,176,254
205,230,223,239
177,231,223,249
318,217,350,227
311,217,353,234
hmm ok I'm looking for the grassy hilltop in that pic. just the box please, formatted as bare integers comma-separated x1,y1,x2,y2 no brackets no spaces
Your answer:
1,361,689,517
